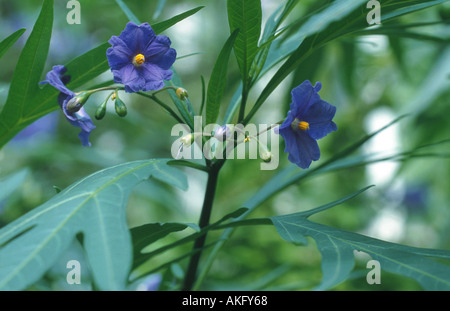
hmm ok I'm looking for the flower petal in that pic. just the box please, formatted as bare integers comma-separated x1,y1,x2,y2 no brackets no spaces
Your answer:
140,63,173,91
40,65,74,96
149,45,177,70
304,99,337,140
279,127,320,169
118,22,156,53
144,35,171,57
290,80,321,118
112,64,146,93
107,37,133,70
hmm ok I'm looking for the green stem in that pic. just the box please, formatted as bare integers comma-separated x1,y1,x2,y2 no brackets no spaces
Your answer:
238,82,249,123
167,160,209,173
135,92,184,124
182,162,222,291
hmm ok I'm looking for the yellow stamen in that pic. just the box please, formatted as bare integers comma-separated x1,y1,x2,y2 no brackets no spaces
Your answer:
298,121,310,131
133,54,145,66
244,136,250,143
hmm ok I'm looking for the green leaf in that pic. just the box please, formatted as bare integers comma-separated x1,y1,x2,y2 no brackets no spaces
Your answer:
131,222,189,268
115,0,141,24
271,213,450,291
0,0,53,140
0,159,187,291
243,0,448,123
0,169,30,203
152,6,204,35
0,5,204,149
227,0,262,82
250,0,299,84
0,28,26,60
267,187,450,290
0,42,110,149
166,68,194,129
131,208,248,275
206,29,239,125
153,0,167,20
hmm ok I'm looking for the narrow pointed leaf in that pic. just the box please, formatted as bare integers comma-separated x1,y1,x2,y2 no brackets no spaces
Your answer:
206,29,239,124
0,28,26,60
152,6,204,35
0,0,53,142
227,0,262,82
0,41,110,149
115,0,141,24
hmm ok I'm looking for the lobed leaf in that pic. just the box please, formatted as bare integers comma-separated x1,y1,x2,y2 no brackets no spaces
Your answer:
0,159,187,291
270,212,450,291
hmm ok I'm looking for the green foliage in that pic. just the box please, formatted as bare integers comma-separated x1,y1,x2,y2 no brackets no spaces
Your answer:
269,187,450,291
0,160,186,290
206,29,239,125
0,0,54,147
0,0,449,292
227,0,262,85
0,28,26,60
0,169,29,203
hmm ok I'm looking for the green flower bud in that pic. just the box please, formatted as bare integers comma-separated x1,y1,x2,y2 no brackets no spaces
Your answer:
176,88,188,100
261,150,272,163
114,97,127,117
180,133,195,147
95,100,108,120
180,133,203,147
66,91,91,113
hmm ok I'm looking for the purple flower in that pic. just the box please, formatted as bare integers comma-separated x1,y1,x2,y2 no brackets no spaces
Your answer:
136,274,162,291
107,22,176,93
40,65,95,147
276,80,337,169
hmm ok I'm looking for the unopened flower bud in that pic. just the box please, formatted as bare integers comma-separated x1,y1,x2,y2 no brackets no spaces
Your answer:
258,141,272,162
66,91,91,113
261,150,272,162
95,100,108,120
180,133,195,147
175,88,188,100
214,125,234,142
114,97,127,117
180,133,202,147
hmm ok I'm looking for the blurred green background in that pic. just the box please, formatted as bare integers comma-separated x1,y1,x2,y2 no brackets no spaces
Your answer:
0,0,449,290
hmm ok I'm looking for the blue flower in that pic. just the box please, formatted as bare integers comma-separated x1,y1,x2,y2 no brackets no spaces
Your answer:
276,80,337,169
40,65,96,147
107,22,176,93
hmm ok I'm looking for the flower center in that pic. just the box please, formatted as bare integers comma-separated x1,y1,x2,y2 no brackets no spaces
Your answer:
298,121,310,131
133,54,145,67
291,118,310,131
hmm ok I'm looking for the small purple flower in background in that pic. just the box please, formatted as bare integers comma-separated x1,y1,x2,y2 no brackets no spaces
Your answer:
136,274,162,291
12,112,59,143
402,185,428,213
107,22,177,93
40,65,95,147
276,80,337,169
